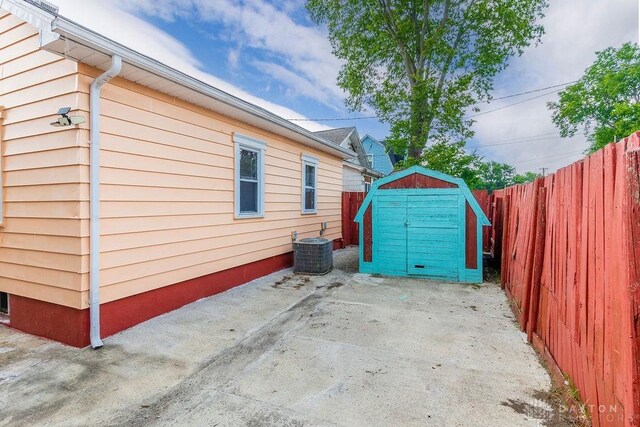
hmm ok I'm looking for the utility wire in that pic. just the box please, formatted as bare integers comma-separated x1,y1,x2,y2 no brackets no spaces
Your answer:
466,135,563,150
486,81,575,102
474,131,559,143
287,81,575,122
465,89,561,119
510,148,585,167
289,116,378,122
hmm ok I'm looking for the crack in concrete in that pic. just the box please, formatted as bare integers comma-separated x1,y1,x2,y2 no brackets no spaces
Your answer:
118,281,347,426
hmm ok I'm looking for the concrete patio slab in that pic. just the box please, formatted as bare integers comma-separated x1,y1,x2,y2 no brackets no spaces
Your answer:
0,248,567,426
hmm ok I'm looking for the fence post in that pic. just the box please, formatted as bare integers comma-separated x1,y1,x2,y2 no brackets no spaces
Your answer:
493,197,503,266
520,179,543,330
341,192,349,246
527,186,547,341
500,194,511,289
354,192,363,244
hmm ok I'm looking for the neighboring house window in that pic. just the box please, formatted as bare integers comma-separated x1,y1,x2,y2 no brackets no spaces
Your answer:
367,154,374,168
364,182,371,193
234,133,267,218
302,155,318,214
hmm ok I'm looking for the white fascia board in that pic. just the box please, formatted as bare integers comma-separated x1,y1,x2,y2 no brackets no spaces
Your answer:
343,161,365,172
0,0,59,44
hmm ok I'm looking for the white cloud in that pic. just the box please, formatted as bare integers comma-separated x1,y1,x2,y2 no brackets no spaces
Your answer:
50,0,331,131
471,0,638,173
109,0,345,109
254,60,342,108
227,48,240,70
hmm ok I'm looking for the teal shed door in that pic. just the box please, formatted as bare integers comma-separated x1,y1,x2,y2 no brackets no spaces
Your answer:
373,191,464,280
373,193,408,276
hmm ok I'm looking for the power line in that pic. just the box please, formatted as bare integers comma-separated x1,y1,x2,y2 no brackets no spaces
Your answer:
475,131,559,143
288,115,378,122
287,81,575,122
466,89,561,119
509,148,585,167
466,135,563,150
487,81,575,102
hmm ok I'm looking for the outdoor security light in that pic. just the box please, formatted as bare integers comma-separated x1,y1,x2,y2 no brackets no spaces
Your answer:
50,107,86,127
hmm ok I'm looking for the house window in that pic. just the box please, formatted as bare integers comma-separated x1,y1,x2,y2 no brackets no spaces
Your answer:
302,155,318,214
367,154,374,168
234,133,267,218
364,182,371,193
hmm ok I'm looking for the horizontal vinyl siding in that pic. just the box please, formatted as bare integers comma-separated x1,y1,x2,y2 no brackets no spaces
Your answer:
0,17,84,308
76,64,344,306
343,166,364,192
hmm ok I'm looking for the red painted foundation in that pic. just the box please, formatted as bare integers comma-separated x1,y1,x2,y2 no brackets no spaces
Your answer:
8,251,296,348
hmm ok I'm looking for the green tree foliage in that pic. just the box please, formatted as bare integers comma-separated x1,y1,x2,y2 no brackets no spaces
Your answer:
421,141,483,188
549,42,640,153
473,161,540,191
477,161,515,192
513,171,540,184
418,144,541,190
307,0,547,161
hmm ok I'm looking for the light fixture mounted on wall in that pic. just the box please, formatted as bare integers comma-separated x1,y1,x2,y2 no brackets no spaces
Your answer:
50,107,86,127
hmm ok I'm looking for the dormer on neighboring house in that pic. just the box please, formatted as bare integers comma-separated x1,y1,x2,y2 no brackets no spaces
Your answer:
360,134,396,176
314,127,383,192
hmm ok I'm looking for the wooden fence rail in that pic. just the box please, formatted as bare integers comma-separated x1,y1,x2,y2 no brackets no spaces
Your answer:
489,132,640,426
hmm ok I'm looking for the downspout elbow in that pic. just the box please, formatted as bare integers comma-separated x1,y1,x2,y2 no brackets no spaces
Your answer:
89,55,122,349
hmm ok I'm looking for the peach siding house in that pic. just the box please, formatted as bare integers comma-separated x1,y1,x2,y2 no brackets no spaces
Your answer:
0,0,354,347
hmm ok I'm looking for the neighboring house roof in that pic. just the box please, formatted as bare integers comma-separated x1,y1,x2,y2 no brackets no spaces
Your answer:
354,166,490,225
313,127,383,178
388,151,402,166
314,127,356,147
2,0,355,160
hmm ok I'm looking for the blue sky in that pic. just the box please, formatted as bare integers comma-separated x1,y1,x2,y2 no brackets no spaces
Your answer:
55,0,638,173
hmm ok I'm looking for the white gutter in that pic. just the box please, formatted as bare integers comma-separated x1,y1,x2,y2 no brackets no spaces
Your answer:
89,55,122,349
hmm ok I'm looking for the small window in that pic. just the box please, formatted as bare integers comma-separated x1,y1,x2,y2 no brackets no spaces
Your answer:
302,155,318,214
234,133,267,218
364,182,371,193
367,154,374,168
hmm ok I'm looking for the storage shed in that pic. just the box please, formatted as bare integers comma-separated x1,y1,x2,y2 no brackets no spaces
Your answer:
354,166,490,283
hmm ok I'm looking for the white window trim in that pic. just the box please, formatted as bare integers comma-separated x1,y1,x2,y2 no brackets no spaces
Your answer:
234,133,267,219
301,154,318,214
367,153,374,168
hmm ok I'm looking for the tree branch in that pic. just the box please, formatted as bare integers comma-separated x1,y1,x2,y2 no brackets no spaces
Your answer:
377,0,418,87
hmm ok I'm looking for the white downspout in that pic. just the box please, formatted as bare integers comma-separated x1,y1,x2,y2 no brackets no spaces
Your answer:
89,55,122,349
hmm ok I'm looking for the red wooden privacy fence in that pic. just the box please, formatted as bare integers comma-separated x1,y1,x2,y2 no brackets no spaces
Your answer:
472,189,491,252
489,132,640,426
342,192,366,246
